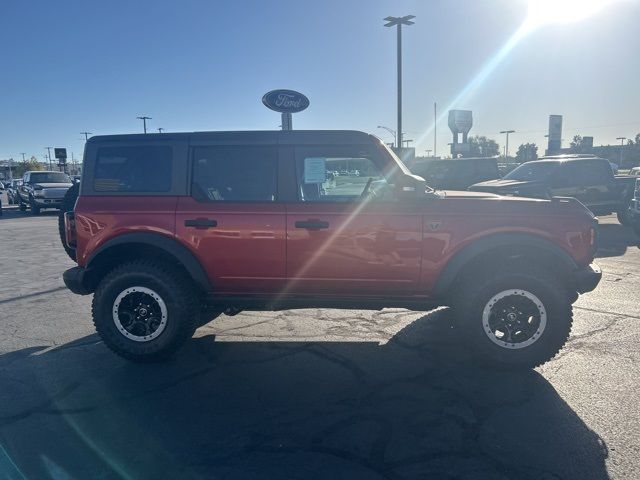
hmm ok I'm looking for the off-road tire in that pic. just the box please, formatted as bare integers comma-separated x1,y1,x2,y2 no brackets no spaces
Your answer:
617,206,632,226
29,197,40,215
453,269,572,370
92,260,198,362
58,183,79,261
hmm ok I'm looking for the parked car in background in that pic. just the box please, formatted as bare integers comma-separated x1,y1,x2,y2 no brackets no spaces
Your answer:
16,171,73,214
470,157,637,225
61,130,601,369
628,166,640,176
410,157,499,190
6,179,23,204
629,178,640,237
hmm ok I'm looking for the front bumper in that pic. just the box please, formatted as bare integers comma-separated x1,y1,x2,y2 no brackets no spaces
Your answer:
32,197,62,207
573,262,602,294
63,266,94,295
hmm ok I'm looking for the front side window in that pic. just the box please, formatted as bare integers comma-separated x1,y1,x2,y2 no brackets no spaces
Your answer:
191,146,277,202
296,148,391,202
505,161,559,181
94,146,172,192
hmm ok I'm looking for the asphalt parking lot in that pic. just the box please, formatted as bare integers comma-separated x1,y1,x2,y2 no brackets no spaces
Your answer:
0,204,639,480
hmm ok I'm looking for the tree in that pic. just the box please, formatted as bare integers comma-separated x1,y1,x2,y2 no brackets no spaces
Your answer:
515,143,538,163
569,134,592,153
15,156,43,177
467,135,500,157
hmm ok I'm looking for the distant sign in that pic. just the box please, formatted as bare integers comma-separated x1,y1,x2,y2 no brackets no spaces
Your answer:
262,89,310,113
448,110,473,134
547,114,563,153
54,148,67,159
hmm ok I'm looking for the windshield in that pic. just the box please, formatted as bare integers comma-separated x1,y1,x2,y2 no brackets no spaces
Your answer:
505,162,559,181
29,172,71,184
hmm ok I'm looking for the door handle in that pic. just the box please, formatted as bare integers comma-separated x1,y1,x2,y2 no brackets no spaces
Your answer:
295,220,329,230
185,218,217,229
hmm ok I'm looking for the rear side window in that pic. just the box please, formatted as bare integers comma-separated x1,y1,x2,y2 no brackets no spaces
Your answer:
191,146,277,202
94,146,172,192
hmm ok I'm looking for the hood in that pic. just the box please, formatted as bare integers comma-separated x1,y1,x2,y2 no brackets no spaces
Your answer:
440,190,500,199
469,178,543,191
34,182,73,189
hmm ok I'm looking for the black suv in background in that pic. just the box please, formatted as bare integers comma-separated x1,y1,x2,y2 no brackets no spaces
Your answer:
470,157,637,224
410,157,499,190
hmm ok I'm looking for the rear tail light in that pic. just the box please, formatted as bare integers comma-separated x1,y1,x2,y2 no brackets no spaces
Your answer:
589,217,599,255
64,212,77,248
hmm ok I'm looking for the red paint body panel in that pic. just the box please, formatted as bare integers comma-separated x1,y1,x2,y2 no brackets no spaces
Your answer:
74,196,178,267
73,193,595,299
285,202,422,295
175,197,286,294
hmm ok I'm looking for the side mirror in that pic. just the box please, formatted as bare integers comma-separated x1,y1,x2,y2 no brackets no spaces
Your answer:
395,174,427,200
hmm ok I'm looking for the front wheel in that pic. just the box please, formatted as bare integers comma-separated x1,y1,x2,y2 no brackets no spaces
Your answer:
92,260,198,362
30,201,40,215
617,206,632,226
453,270,572,369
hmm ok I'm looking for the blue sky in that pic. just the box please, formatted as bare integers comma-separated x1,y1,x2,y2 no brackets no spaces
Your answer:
1,0,638,161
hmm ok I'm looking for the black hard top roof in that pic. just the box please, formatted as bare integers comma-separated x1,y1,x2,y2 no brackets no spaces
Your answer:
87,130,376,146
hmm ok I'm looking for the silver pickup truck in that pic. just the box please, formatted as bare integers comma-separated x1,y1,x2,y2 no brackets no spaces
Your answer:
17,171,73,215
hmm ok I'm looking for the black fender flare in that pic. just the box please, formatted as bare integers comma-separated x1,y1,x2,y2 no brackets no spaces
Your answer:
433,232,579,297
87,232,212,293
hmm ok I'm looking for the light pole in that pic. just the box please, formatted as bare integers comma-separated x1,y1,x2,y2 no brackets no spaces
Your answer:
384,15,415,149
377,126,397,146
500,130,515,158
80,132,92,141
45,147,53,170
20,153,26,162
137,116,152,134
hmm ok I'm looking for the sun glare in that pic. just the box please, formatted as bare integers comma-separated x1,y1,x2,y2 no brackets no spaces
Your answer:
525,0,622,30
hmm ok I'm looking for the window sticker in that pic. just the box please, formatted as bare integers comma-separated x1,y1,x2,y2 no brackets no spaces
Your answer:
304,157,326,184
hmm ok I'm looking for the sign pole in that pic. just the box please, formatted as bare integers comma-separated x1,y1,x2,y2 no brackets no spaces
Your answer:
281,112,292,131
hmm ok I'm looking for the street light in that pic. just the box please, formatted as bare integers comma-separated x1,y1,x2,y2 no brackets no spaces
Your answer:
137,116,152,134
500,130,515,158
80,132,93,141
384,14,415,149
45,147,53,170
377,125,397,146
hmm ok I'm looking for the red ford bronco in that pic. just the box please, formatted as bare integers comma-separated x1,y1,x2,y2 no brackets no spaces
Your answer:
61,130,601,368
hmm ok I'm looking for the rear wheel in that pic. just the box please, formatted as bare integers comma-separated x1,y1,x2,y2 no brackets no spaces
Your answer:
453,269,572,369
18,197,26,211
92,260,198,362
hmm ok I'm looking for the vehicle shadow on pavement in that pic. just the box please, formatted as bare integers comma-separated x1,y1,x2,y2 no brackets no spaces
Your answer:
0,310,610,480
595,223,639,258
0,208,58,220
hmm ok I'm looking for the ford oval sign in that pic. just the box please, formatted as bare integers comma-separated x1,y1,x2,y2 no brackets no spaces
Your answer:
262,89,309,113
